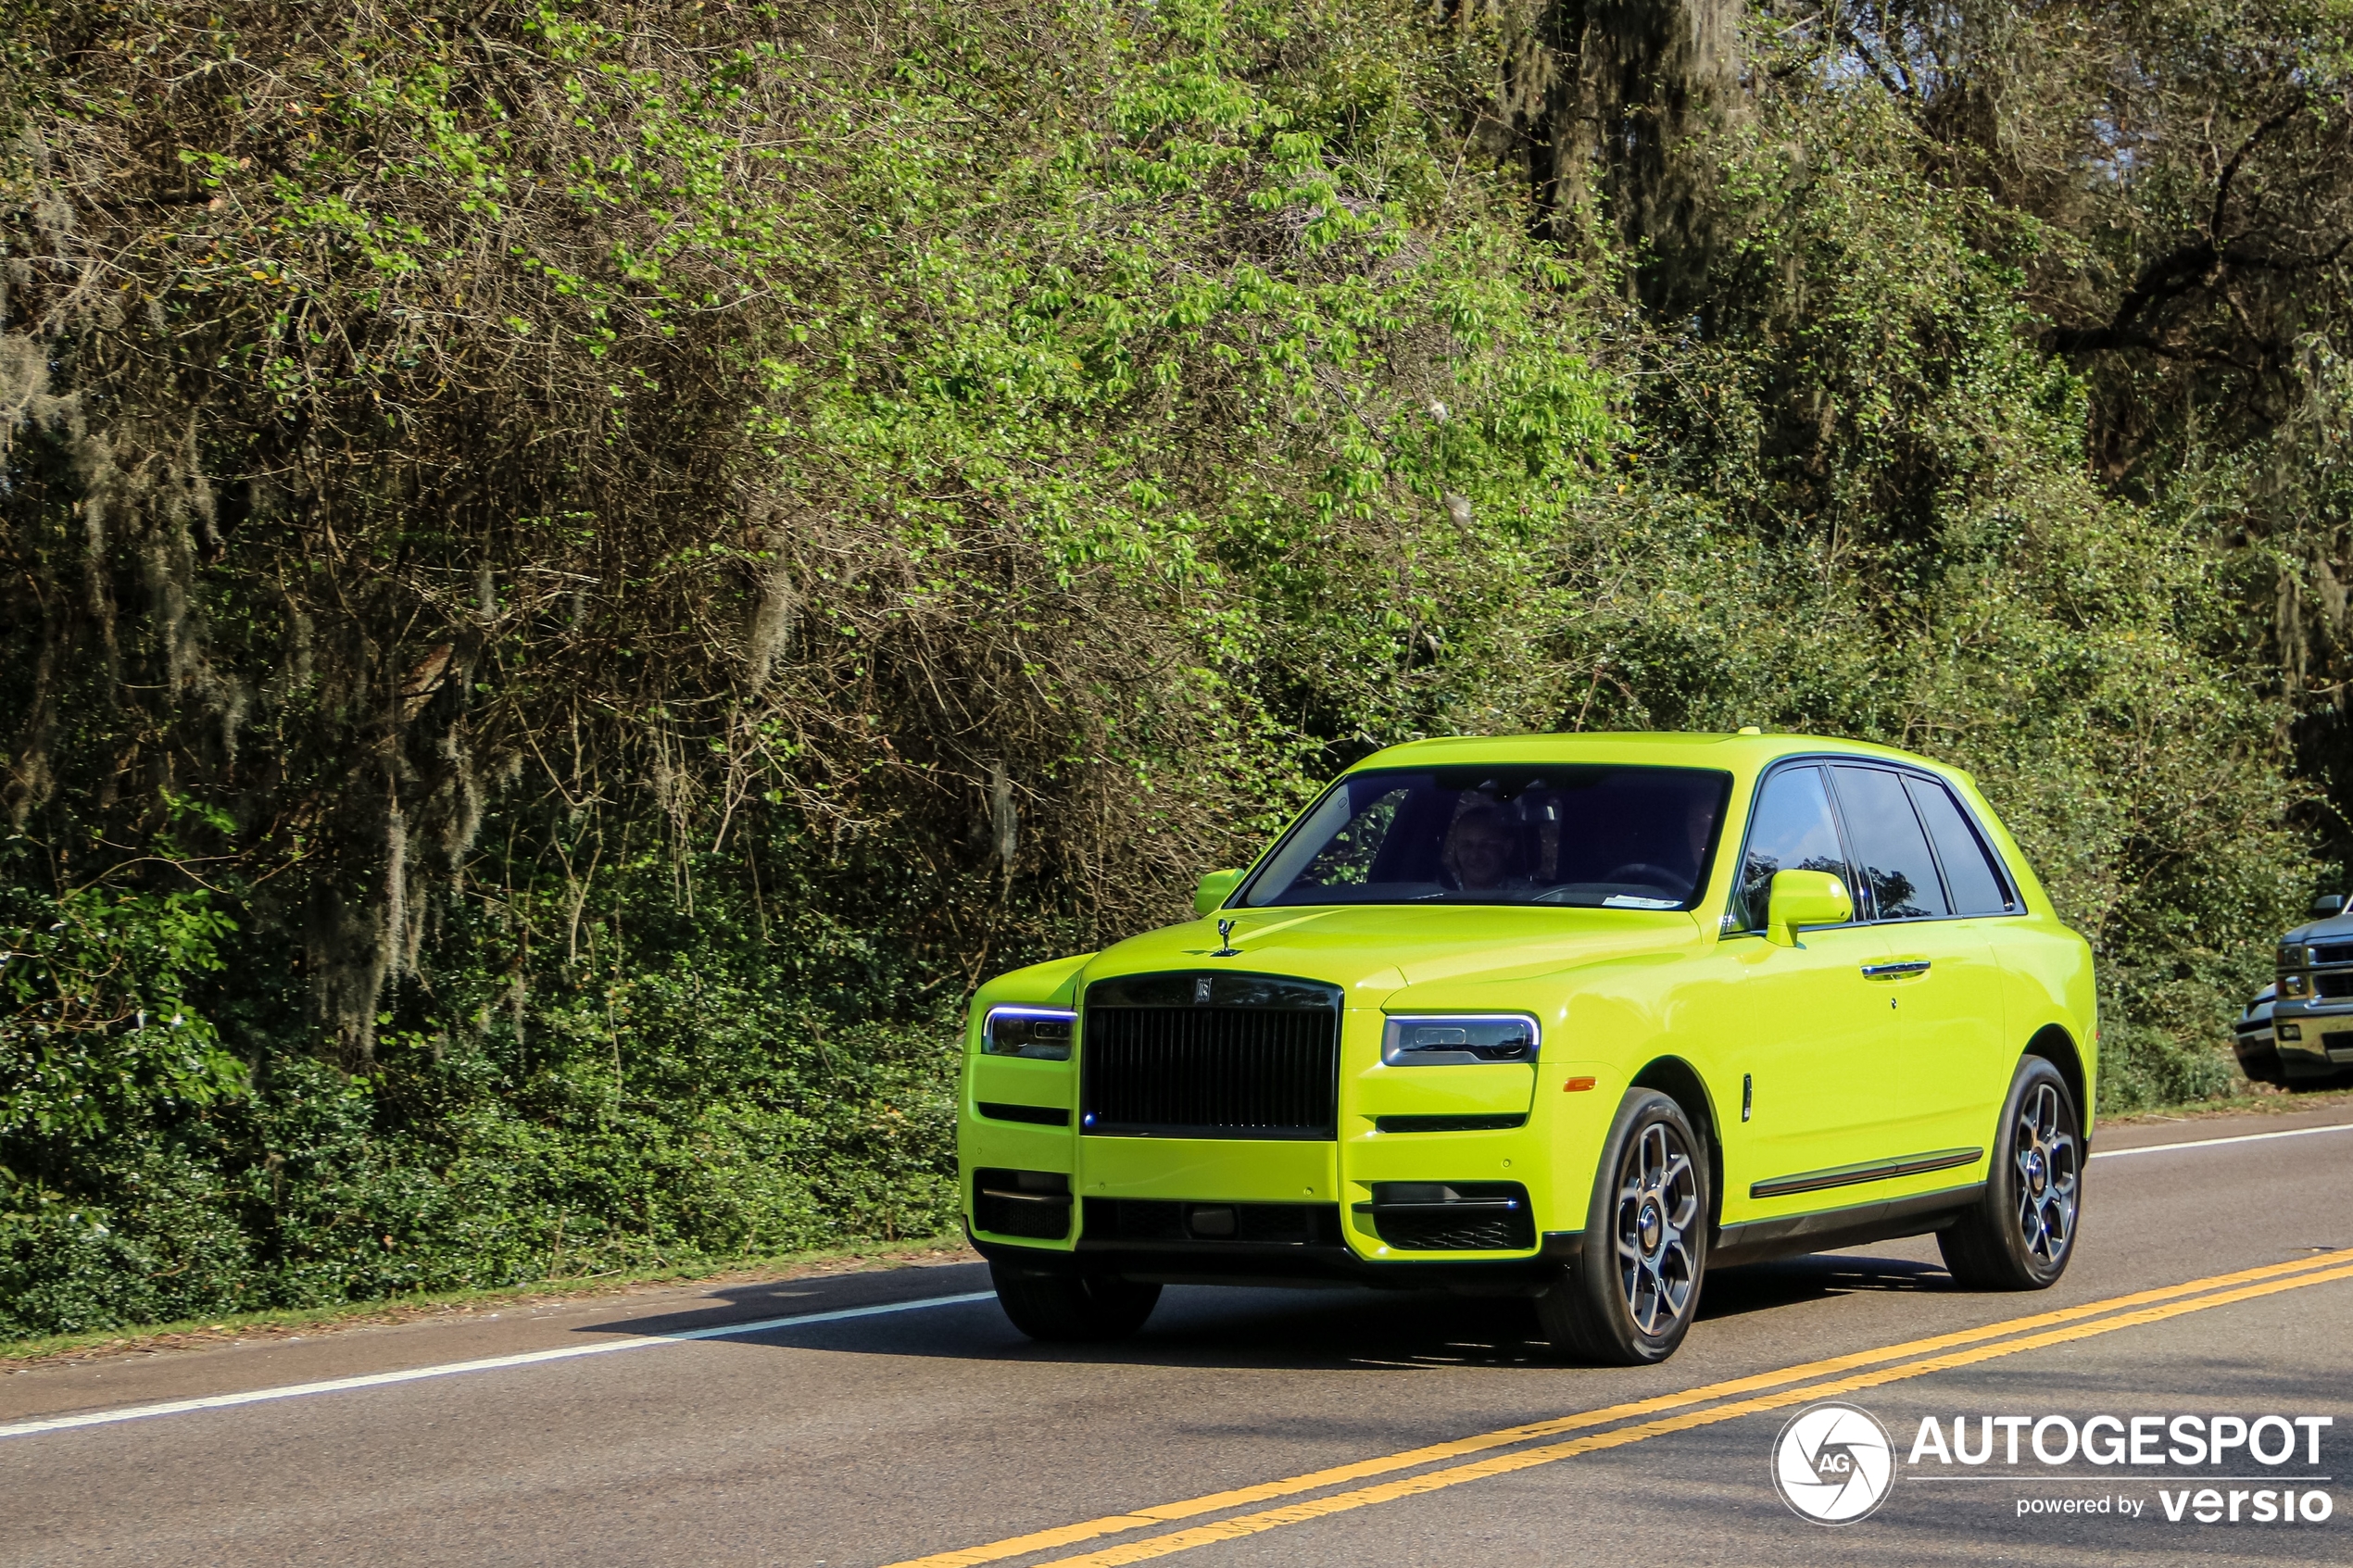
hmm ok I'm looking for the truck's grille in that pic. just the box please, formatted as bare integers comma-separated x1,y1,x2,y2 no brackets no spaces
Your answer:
1080,972,1341,1139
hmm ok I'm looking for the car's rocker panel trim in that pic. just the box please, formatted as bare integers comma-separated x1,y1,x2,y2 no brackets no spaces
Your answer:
1710,1183,1984,1268
1748,1146,1983,1199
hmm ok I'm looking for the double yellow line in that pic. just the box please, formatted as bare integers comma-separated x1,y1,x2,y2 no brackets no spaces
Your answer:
886,1248,2353,1568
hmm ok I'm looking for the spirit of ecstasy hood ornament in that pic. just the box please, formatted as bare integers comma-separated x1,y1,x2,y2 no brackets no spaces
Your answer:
1212,918,1242,958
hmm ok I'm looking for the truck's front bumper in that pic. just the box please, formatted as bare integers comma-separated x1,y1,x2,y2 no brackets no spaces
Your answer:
2266,999,2353,1078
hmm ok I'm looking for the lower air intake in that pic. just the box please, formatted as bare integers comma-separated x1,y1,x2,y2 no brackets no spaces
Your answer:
974,1168,1072,1240
1364,1181,1535,1251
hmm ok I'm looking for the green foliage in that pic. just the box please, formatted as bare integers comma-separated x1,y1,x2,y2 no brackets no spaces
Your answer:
1,877,245,1144
0,0,2332,1333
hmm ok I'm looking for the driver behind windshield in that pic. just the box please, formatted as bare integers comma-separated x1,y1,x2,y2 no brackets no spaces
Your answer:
1241,765,1729,909
1442,806,1525,892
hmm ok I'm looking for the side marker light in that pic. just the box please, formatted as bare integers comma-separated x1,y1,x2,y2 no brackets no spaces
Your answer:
1564,1076,1597,1092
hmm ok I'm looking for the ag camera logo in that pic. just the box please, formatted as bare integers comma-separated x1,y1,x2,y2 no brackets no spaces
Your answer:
1774,1402,1896,1524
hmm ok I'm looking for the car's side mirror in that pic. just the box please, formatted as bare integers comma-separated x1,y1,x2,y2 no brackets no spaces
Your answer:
1194,868,1245,917
2312,894,2346,920
1767,870,1853,947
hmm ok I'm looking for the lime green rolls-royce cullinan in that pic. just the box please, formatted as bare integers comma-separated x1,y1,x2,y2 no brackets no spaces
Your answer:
958,733,2096,1364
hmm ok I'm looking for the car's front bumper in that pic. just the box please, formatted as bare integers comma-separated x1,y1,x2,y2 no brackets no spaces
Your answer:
959,1106,1609,1289
968,1222,1586,1292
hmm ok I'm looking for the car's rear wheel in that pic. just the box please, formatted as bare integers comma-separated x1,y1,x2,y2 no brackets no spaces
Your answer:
1537,1089,1708,1364
989,1262,1161,1341
1938,1055,2081,1290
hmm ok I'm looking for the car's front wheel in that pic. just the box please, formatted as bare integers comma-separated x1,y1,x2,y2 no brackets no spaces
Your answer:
989,1262,1162,1342
1939,1055,2082,1290
1537,1088,1709,1364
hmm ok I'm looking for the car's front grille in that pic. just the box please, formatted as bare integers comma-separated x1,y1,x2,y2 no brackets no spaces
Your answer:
2316,972,2353,998
2313,943,2353,965
1080,972,1341,1139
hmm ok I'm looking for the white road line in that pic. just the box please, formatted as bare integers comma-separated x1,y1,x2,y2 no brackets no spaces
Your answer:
2092,1122,2353,1160
12,1120,2347,1444
0,1290,997,1441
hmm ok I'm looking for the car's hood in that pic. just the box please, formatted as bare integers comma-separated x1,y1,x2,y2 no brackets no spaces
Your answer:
1081,903,1704,1004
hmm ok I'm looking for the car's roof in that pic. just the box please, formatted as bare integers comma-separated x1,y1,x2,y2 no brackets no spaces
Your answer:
1350,731,1949,777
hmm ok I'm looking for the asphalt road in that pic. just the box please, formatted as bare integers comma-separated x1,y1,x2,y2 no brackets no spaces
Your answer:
7,1104,2353,1567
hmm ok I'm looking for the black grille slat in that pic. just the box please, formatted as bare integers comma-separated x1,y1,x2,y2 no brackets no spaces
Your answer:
1081,972,1340,1139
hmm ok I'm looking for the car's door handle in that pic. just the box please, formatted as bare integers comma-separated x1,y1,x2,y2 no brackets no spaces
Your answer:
1861,960,1932,979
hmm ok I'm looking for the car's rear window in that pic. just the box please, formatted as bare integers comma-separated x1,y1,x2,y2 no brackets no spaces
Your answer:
1238,765,1731,909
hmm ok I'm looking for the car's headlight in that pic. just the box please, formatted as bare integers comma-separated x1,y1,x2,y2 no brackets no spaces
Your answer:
1381,1014,1540,1065
2281,946,2309,970
982,1007,1076,1060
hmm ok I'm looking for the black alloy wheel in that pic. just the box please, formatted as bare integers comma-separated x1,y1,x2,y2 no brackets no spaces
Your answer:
1939,1054,2082,1290
1537,1088,1710,1364
989,1262,1162,1342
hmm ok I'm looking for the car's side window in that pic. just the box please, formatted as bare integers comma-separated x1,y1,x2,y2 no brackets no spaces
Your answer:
1291,787,1409,892
1730,765,1851,932
1830,765,1949,921
1903,775,2018,915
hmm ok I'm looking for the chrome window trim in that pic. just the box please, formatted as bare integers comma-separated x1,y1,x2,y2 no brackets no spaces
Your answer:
1720,753,2028,937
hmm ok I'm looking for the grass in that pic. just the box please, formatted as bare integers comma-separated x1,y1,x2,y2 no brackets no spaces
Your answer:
2103,1082,2353,1123
0,1230,975,1373
12,1083,2351,1375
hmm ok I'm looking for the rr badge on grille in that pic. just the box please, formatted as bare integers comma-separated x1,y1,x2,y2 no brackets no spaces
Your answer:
1194,975,1214,1002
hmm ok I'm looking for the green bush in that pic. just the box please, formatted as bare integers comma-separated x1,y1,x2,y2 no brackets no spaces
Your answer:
0,0,2331,1334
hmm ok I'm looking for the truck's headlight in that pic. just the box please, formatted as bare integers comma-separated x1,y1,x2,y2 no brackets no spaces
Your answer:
2281,946,2309,970
982,1007,1076,1060
1381,1014,1540,1065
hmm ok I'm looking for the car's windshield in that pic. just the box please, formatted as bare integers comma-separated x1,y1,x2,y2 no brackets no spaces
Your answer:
1239,765,1730,909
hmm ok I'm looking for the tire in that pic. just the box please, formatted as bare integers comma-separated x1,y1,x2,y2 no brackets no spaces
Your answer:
989,1262,1162,1342
1938,1055,2082,1290
1536,1089,1709,1365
